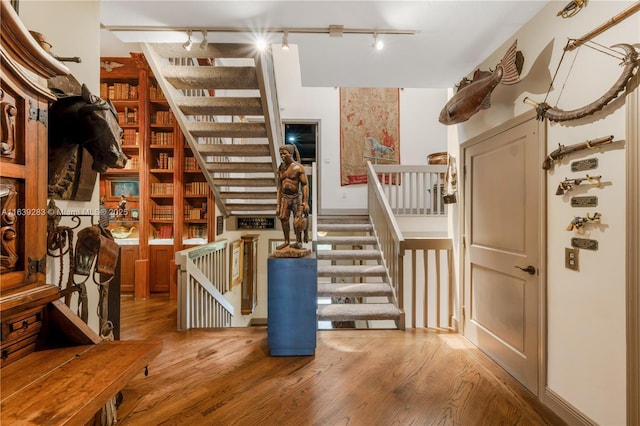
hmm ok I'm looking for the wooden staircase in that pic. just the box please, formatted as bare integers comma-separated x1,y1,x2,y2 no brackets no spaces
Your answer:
140,42,282,217
316,215,404,329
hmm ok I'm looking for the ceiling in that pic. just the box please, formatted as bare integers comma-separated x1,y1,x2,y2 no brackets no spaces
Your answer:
100,1,549,89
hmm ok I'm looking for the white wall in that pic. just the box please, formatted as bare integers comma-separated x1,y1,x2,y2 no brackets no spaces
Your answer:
272,45,449,212
19,1,103,334
451,2,637,424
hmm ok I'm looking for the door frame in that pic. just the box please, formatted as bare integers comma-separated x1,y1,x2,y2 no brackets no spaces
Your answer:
459,109,547,394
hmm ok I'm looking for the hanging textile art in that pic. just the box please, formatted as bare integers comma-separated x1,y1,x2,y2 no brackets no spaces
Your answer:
339,88,400,185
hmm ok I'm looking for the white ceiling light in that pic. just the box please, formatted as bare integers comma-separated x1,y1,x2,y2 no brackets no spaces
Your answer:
255,36,268,51
199,29,208,49
182,29,193,51
372,32,383,50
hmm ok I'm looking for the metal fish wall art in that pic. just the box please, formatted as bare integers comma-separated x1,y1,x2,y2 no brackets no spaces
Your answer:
439,40,522,125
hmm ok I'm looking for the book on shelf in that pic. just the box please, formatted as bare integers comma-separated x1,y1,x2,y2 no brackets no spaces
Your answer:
151,182,174,195
157,224,173,239
151,131,174,146
149,84,166,101
185,181,208,195
152,110,174,125
118,107,138,125
155,152,174,170
121,128,139,146
184,205,205,220
124,155,139,170
188,223,207,239
184,157,200,171
101,82,139,101
151,205,174,220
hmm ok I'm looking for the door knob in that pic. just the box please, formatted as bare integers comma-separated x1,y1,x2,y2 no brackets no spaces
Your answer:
514,265,536,275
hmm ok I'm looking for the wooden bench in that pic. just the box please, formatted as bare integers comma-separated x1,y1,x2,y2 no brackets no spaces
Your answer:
1,339,161,425
1,293,162,425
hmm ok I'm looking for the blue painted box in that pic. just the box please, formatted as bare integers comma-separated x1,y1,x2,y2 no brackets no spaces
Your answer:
267,254,318,356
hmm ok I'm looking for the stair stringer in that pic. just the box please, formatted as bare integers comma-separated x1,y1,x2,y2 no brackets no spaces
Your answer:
366,216,406,330
140,42,282,218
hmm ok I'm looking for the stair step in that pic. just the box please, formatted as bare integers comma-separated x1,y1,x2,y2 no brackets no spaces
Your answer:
318,265,386,277
219,191,276,200
317,303,401,321
150,43,257,59
316,249,381,260
163,66,259,90
188,122,267,138
212,177,275,187
176,96,264,116
317,223,373,232
317,236,378,246
206,162,273,173
225,203,276,211
196,143,271,157
317,215,369,224
318,283,392,297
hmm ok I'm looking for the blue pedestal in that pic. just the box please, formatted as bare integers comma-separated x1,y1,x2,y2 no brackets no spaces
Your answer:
267,254,318,356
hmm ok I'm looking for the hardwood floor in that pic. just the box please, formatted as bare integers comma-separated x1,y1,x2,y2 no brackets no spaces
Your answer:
118,294,565,425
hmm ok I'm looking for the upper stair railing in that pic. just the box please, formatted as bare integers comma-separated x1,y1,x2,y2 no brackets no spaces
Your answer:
373,164,448,216
175,240,234,330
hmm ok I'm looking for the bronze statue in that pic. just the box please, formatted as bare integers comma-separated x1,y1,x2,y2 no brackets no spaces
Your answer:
276,144,309,253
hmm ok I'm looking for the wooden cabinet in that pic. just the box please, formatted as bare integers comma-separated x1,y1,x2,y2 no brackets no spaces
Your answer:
149,244,172,293
118,244,139,293
241,235,259,315
100,55,216,296
0,22,65,293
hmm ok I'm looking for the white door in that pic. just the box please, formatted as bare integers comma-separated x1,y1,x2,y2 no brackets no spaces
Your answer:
463,114,544,394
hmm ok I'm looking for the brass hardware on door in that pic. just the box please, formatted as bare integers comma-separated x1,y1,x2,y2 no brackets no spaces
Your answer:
514,265,536,275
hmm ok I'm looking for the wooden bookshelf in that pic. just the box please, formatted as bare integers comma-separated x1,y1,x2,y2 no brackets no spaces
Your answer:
100,55,216,298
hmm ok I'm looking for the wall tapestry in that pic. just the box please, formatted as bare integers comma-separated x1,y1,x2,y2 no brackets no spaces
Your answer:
340,88,400,186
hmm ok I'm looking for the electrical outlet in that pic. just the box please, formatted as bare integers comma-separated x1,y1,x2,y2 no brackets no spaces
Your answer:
565,247,579,271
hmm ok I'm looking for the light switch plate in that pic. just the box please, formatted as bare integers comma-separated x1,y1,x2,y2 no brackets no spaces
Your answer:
565,247,579,271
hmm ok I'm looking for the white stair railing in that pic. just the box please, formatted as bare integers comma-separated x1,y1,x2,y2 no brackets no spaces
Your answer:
175,240,234,330
372,164,448,216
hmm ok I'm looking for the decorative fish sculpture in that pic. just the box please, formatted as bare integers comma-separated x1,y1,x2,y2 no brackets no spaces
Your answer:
439,40,521,125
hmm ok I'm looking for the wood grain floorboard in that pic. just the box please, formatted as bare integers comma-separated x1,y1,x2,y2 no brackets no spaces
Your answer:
118,295,565,426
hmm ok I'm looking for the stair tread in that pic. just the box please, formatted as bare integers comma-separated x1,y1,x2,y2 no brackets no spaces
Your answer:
188,122,267,138
317,223,373,231
318,283,393,297
176,96,264,116
316,249,381,259
163,66,259,90
317,215,369,224
318,236,378,244
207,163,273,173
317,303,401,320
318,265,386,277
196,143,271,156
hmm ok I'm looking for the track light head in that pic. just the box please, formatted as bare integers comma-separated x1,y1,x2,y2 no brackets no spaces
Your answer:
281,30,289,50
200,29,208,49
372,32,383,50
183,30,193,51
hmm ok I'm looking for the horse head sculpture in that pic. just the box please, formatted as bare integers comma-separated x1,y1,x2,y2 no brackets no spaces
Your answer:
49,84,128,200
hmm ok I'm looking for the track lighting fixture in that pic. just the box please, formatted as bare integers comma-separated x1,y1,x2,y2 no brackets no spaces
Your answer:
200,30,208,49
182,30,193,51
372,32,383,50
107,25,416,51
